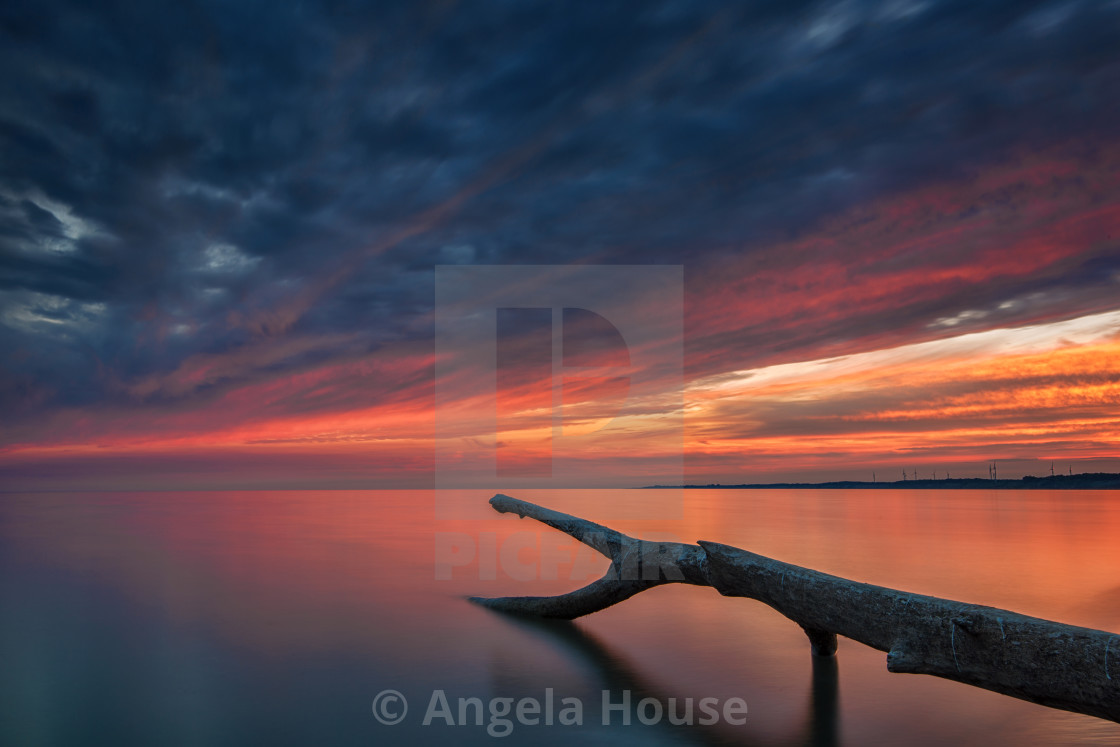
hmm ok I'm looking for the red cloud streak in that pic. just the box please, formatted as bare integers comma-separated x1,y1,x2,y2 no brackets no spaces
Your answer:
3,145,1119,488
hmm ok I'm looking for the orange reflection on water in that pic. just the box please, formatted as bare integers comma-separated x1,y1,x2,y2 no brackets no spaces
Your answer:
3,488,1118,745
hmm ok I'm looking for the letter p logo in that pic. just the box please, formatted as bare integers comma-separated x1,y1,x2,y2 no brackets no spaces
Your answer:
494,306,633,477
435,266,682,518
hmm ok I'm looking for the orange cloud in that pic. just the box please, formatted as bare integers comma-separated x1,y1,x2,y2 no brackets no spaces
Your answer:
685,311,1120,481
686,143,1120,375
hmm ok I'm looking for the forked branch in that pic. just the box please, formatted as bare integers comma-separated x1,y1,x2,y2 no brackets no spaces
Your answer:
468,493,708,618
470,494,1120,724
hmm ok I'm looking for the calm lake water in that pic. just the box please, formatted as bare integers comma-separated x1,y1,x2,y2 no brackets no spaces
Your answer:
1,489,1118,745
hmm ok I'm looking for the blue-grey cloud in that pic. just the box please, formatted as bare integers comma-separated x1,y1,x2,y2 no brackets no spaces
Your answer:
1,0,1119,430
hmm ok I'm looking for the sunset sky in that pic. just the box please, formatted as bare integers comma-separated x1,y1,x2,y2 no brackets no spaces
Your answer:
2,0,1119,489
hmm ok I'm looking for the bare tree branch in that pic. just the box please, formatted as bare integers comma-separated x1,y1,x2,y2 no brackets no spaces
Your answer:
470,493,1120,724
469,493,708,617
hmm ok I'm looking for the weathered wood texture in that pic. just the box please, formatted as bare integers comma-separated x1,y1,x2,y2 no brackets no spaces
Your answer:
470,494,1120,724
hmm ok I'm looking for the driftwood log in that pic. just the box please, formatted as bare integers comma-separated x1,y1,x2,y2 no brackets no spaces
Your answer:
470,494,1120,724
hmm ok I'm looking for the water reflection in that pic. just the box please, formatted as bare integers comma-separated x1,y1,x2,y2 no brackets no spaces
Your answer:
1,489,1117,745
807,656,839,747
488,609,841,747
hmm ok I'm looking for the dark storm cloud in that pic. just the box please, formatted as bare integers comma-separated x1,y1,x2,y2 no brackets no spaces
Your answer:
1,0,1118,426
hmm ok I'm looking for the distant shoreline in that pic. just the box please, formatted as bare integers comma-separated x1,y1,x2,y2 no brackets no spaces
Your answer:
644,472,1120,490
